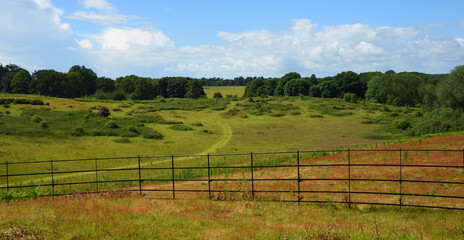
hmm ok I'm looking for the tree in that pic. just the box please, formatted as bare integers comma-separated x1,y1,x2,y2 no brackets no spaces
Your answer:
166,77,187,98
437,65,464,110
10,69,32,93
1,72,15,93
131,77,157,100
365,73,421,106
29,69,63,96
310,81,339,98
243,78,265,97
284,78,309,96
59,72,85,98
185,79,206,99
213,92,223,98
116,75,137,94
274,72,301,96
68,65,97,95
333,71,366,97
96,77,115,92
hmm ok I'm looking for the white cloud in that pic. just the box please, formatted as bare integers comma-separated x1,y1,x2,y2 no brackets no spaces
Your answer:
92,27,174,51
76,39,93,49
66,11,136,25
32,0,71,32
75,18,464,78
80,0,115,11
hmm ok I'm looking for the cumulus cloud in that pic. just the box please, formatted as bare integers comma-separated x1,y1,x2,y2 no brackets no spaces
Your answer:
92,27,174,51
76,38,93,49
75,18,464,78
0,0,77,71
80,0,115,11
32,0,71,32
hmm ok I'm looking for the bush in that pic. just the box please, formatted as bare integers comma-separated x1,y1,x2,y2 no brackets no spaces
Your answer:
98,106,110,118
309,114,324,118
105,121,119,129
270,113,286,117
394,118,410,130
142,129,163,139
127,125,139,134
72,127,85,136
39,120,49,129
213,92,223,98
170,124,193,131
30,115,44,123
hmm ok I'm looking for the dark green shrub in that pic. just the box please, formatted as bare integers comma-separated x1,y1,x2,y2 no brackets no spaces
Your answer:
191,122,203,126
30,115,43,123
290,111,301,115
170,125,193,131
394,118,410,130
39,120,49,129
128,125,139,134
98,106,110,118
142,129,163,139
105,121,119,129
309,114,324,118
72,127,85,136
270,113,285,117
213,92,223,98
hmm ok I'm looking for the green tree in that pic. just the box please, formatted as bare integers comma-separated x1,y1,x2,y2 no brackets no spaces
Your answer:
68,65,97,95
10,69,32,93
96,77,115,92
131,77,158,100
59,72,85,98
284,78,309,96
243,78,265,97
29,69,63,96
274,72,301,96
333,71,366,97
437,65,464,110
185,79,206,99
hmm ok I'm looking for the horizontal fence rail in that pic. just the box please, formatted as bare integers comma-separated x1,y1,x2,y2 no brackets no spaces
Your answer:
0,149,464,210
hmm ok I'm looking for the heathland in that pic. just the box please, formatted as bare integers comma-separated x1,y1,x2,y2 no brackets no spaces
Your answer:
1,64,464,239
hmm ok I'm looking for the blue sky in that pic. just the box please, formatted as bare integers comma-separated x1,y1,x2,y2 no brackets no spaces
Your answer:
1,0,463,79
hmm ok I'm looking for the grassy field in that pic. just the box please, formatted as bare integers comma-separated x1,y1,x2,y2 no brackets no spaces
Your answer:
203,86,245,98
0,90,425,190
1,194,464,239
2,88,460,239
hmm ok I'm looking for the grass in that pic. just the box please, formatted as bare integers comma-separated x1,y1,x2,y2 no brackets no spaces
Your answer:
1,92,464,239
1,195,463,239
203,86,245,98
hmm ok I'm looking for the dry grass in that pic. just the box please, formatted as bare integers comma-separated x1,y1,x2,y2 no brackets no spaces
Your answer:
1,193,463,239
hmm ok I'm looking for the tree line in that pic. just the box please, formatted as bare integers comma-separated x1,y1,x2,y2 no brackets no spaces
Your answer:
0,64,206,100
243,70,449,108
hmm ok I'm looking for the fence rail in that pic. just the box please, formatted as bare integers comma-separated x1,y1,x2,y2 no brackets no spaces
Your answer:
1,149,464,210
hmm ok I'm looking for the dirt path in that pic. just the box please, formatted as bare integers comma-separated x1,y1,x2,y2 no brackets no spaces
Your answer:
1,113,233,187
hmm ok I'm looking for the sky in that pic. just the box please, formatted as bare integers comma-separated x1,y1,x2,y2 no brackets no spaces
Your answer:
1,0,464,79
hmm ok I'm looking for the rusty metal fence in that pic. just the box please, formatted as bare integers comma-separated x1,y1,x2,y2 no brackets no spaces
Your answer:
1,149,464,210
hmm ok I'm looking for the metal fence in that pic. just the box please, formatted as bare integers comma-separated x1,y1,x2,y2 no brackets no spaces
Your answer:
1,149,464,210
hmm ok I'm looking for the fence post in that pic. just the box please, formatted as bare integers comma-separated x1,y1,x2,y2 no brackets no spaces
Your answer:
95,158,99,193
297,150,301,205
399,149,402,209
348,149,351,209
5,161,9,192
138,156,142,196
251,152,254,201
171,155,175,199
207,154,212,199
50,160,54,198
